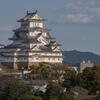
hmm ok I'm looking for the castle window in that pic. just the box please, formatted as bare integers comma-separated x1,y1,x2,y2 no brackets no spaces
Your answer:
48,58,50,60
23,57,26,60
52,58,55,60
36,58,39,60
6,57,11,60
33,22,40,27
17,58,19,60
30,32,32,35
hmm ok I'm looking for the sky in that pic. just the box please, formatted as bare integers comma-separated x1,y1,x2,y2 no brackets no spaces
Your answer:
0,0,100,55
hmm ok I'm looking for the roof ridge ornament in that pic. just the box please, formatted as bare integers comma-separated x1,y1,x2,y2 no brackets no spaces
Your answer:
26,10,38,15
35,10,37,14
26,10,29,15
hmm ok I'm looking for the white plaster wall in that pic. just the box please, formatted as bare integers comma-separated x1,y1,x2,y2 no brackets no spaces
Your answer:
52,46,60,51
29,31,41,36
29,57,63,63
37,36,48,45
31,14,42,19
42,32,47,37
1,52,63,63
30,22,43,28
1,56,63,63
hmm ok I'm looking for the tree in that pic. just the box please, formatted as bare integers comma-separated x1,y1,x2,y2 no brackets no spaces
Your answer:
44,83,74,100
33,96,43,100
0,75,34,100
62,69,77,91
97,92,100,100
30,63,51,79
19,94,34,100
60,92,74,100
45,83,63,100
77,67,100,94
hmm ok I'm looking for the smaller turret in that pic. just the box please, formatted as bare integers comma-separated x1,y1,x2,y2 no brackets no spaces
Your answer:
79,60,94,73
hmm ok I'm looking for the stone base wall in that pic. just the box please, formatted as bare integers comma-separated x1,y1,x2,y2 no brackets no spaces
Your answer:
1,62,62,70
1,62,28,70
1,62,39,70
1,62,14,69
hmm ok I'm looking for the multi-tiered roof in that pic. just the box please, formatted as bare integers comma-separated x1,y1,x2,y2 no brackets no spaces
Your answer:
7,11,62,52
0,11,63,69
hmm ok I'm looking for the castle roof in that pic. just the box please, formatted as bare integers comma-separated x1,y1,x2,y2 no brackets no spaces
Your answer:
39,45,52,52
48,41,61,46
5,44,26,49
22,39,41,44
13,27,51,33
17,11,46,22
0,44,4,48
0,11,63,63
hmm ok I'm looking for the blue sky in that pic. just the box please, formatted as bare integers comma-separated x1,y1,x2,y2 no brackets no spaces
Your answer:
0,0,100,54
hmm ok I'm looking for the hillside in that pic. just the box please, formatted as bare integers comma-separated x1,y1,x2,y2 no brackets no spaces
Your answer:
63,50,100,66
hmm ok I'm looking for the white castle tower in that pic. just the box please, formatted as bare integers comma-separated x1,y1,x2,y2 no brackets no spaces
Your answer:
0,11,63,69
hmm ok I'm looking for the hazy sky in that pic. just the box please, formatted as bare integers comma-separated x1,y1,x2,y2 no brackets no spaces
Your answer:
0,0,100,54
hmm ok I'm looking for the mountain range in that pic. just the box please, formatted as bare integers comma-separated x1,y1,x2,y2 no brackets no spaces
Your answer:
63,50,100,66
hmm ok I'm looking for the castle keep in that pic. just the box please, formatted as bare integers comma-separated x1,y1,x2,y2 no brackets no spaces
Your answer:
0,11,63,69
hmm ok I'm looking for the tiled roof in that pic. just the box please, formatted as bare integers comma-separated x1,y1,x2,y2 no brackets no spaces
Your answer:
49,41,61,46
0,44,4,48
17,11,46,22
13,27,51,33
39,45,52,52
22,38,41,44
5,44,26,49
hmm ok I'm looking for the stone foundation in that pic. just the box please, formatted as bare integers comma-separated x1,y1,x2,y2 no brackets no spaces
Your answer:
1,62,28,70
1,62,62,70
1,62,14,69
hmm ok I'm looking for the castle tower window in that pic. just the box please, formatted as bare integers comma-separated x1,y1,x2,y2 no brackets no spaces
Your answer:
58,58,60,61
52,58,55,60
48,58,50,60
36,58,39,60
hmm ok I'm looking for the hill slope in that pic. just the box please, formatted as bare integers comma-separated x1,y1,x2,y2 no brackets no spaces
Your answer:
63,50,100,66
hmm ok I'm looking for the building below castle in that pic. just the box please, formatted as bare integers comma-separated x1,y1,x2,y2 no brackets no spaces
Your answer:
79,60,94,73
0,11,63,69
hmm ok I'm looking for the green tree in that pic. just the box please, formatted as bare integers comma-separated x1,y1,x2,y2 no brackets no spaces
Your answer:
77,67,100,94
30,63,51,79
0,76,34,100
97,92,100,100
44,83,74,100
45,83,63,100
60,92,74,100
62,69,77,91
33,96,43,100
19,94,34,100
82,67,100,94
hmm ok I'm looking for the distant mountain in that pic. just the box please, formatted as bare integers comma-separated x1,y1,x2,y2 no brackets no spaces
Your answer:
63,50,100,66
